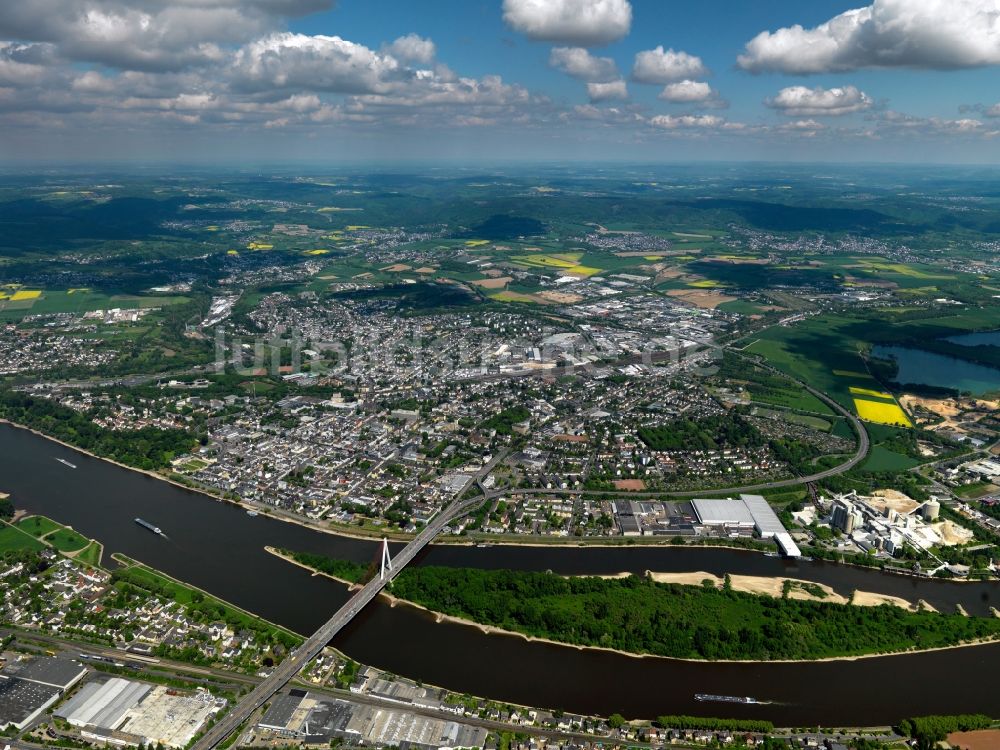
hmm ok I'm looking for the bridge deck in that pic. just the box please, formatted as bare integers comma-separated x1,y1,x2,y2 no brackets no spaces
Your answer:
191,494,481,749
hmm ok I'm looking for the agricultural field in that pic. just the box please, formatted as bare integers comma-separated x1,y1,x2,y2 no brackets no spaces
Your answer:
0,287,189,320
853,397,913,428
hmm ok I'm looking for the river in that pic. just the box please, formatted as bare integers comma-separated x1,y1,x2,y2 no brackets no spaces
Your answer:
2,422,999,725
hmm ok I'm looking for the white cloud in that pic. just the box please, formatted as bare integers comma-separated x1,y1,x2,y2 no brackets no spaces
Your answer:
0,3,270,71
230,33,402,94
567,103,642,124
71,69,116,93
649,113,724,130
765,85,872,116
867,109,987,137
348,73,536,115
549,47,618,82
780,119,825,133
658,79,716,104
386,34,435,65
961,101,1000,117
739,0,1000,74
502,0,631,46
587,79,627,101
631,46,707,84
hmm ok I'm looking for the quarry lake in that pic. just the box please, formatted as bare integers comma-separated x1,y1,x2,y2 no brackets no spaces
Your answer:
872,343,1000,396
2,421,1000,725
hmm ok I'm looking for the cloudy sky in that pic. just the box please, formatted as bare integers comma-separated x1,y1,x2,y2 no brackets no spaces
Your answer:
4,0,1000,164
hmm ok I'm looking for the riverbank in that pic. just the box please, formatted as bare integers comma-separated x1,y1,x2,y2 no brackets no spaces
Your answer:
0,421,820,550
0,418,983,593
111,552,304,642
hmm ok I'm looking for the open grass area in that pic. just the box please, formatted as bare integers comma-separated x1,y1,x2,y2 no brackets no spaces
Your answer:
16,515,61,538
45,527,90,553
74,540,104,566
861,445,921,472
0,524,46,553
742,307,1000,417
14,514,100,558
717,299,776,315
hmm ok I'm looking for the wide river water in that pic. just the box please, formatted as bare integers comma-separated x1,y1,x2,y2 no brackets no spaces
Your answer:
2,422,999,725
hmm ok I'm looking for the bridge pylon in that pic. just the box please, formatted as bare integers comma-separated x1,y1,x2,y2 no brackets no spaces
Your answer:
380,537,393,581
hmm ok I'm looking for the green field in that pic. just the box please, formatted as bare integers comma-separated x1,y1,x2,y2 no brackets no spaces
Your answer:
15,515,99,557
16,515,61,538
74,541,104,566
744,306,1000,413
861,445,921,472
46,527,90,553
717,299,775,315
0,524,46,553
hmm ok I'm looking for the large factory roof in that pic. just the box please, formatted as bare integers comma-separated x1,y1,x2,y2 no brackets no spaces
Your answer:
56,677,150,730
691,494,789,540
690,498,754,526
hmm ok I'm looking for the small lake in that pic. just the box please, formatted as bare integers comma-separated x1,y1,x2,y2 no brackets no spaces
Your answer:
946,329,1000,347
872,344,1000,396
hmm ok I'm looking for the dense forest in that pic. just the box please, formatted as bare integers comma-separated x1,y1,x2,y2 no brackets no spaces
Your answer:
0,391,195,470
281,549,369,583
283,554,1000,661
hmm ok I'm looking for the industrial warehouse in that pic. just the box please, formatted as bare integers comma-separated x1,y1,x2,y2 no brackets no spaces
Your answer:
55,677,225,748
612,494,801,557
253,689,488,749
0,656,87,732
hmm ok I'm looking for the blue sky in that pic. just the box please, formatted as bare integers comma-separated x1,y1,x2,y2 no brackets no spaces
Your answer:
2,0,1000,163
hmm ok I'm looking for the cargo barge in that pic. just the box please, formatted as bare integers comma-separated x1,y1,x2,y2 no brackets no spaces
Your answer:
134,517,162,535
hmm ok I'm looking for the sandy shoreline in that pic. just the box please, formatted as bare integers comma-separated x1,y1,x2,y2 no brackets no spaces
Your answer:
267,553,1000,665
264,546,363,591
646,571,934,611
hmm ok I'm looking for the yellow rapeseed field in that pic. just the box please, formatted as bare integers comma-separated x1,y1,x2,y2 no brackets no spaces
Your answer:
849,386,894,399
853,398,912,427
563,265,601,277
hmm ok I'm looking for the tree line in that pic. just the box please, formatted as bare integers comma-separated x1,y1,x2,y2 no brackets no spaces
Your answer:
0,391,195,470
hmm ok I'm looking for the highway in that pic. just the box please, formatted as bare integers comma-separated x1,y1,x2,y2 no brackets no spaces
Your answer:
191,452,507,750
